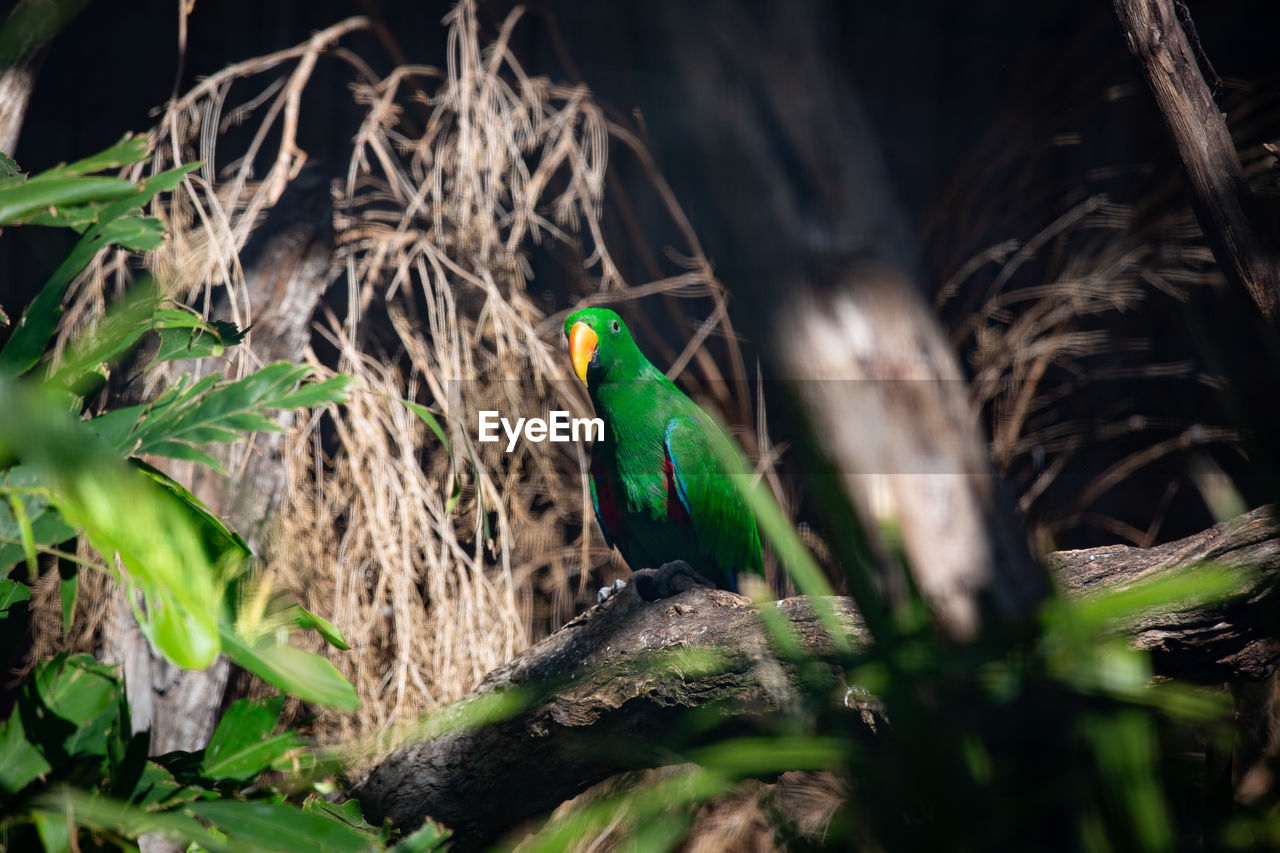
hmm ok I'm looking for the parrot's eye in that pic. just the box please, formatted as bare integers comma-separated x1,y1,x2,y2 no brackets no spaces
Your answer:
610,320,620,333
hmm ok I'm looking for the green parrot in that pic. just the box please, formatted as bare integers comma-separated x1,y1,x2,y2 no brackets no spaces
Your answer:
564,306,763,592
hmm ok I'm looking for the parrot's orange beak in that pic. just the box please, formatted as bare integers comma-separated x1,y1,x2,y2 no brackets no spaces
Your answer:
569,322,597,384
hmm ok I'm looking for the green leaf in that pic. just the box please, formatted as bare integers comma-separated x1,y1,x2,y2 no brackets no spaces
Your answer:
1064,564,1246,632
45,279,163,391
305,797,385,836
105,727,151,803
126,760,187,810
401,399,450,453
1081,710,1174,852
446,476,461,515
0,158,198,379
0,378,225,670
132,460,252,564
152,320,245,366
42,135,150,178
151,749,209,788
705,412,852,651
291,605,351,650
519,765,728,853
38,789,239,853
0,225,127,377
0,175,140,224
684,735,847,777
208,695,285,748
0,151,21,179
96,215,166,252
30,653,122,759
8,492,38,579
19,202,106,230
0,466,76,572
137,162,202,196
134,586,222,671
32,653,118,725
0,708,51,798
32,807,73,853
270,373,352,410
87,162,199,227
0,0,90,69
393,818,453,852
111,362,349,472
187,799,378,853
201,696,305,782
0,576,31,609
209,730,305,783
220,628,360,711
145,440,229,474
85,404,146,453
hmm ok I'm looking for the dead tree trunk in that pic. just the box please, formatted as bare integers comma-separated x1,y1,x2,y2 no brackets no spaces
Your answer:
1112,0,1280,321
106,168,335,753
358,506,1280,851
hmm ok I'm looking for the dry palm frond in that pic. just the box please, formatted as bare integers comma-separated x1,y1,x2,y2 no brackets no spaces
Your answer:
931,83,1241,549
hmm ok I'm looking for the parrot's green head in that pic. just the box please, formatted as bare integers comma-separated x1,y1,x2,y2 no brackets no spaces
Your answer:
565,307,643,388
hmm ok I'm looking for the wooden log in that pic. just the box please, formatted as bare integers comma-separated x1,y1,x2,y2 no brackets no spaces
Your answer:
1050,504,1280,680
357,574,862,852
358,507,1280,850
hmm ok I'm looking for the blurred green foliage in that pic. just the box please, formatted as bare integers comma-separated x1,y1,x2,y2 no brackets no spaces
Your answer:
0,139,445,850
504,420,1276,851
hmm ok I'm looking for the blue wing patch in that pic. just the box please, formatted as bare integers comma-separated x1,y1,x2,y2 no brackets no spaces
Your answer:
664,416,695,521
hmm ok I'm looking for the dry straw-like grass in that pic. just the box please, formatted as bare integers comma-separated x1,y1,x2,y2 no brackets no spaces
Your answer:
925,78,1253,550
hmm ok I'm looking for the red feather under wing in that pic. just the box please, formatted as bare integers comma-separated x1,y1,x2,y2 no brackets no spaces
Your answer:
590,452,625,546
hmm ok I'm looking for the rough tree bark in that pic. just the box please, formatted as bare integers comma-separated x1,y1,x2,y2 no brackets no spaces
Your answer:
106,167,335,754
772,269,1045,639
1112,0,1280,321
1050,504,1280,680
358,506,1280,851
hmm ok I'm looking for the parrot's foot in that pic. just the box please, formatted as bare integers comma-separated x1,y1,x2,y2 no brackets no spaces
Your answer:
596,578,627,605
630,560,714,602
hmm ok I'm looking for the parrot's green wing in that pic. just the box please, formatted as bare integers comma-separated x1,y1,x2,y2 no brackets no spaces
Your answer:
664,415,763,590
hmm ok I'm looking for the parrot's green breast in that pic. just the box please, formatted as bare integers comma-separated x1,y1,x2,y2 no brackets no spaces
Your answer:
565,307,763,591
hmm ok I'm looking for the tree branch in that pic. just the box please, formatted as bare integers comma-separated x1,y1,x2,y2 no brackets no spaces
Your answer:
1112,0,1280,321
1050,504,1280,680
357,507,1280,850
357,580,861,852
